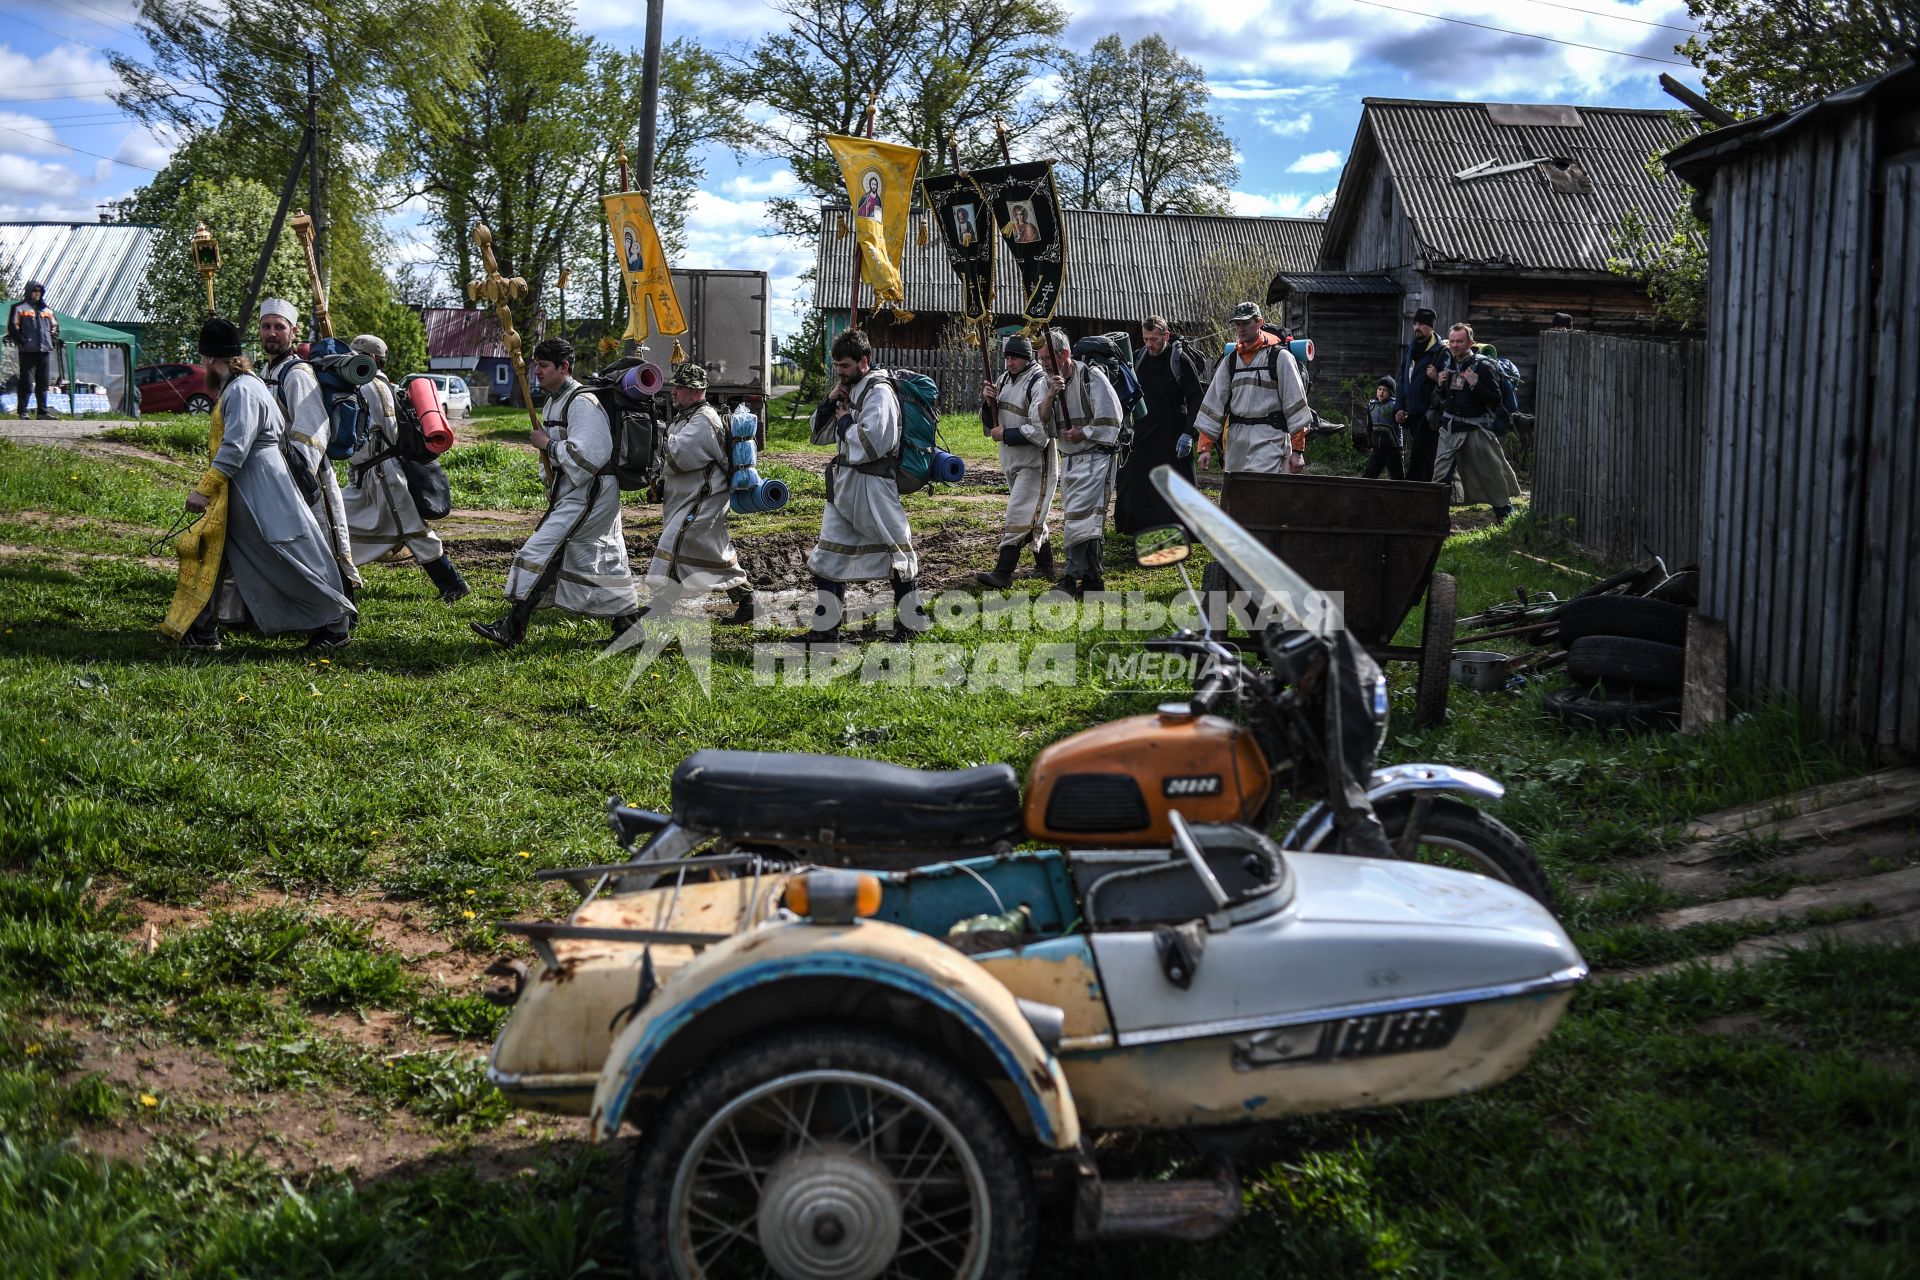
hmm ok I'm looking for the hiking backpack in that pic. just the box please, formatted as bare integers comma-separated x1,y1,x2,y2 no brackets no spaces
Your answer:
1071,333,1148,426
1471,344,1524,437
573,361,667,491
882,369,944,494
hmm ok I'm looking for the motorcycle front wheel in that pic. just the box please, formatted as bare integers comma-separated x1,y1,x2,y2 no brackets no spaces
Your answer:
1366,793,1555,910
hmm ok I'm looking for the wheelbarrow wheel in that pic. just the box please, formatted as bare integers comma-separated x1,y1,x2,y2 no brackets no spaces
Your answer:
627,1025,1035,1280
1414,571,1456,728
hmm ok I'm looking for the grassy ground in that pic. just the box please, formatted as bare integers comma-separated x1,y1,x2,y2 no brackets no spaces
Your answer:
0,434,1913,1276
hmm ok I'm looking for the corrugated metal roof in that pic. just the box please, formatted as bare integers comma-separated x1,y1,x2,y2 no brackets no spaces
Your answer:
0,222,157,325
816,205,1324,322
423,306,505,358
1269,271,1402,297
1322,99,1699,275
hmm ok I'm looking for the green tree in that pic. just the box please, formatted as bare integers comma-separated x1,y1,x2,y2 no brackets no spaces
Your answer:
1039,35,1236,214
135,175,310,361
385,3,744,337
736,0,1066,239
1680,0,1918,117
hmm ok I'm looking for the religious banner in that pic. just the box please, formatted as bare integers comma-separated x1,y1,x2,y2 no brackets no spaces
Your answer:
972,160,1065,324
825,134,924,319
603,190,687,344
920,171,995,322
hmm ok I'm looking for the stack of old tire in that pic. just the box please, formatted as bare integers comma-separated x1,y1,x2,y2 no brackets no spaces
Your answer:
1544,595,1690,729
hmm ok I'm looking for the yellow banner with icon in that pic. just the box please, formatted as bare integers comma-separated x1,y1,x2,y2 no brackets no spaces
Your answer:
826,134,923,316
603,191,686,343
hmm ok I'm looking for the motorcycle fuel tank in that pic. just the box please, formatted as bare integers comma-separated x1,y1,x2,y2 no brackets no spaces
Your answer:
1024,705,1272,846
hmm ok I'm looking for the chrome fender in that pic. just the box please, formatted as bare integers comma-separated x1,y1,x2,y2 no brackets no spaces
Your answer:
1283,763,1507,851
585,918,1081,1150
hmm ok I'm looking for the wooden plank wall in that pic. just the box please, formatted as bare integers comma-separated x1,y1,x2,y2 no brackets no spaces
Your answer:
1533,328,1705,566
1855,152,1920,754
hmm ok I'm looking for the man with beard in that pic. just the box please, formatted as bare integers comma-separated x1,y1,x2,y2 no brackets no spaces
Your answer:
1396,307,1447,482
802,328,922,645
257,298,362,601
975,333,1056,589
1194,301,1309,473
472,338,641,647
341,333,469,603
1037,328,1122,597
163,316,354,650
645,362,753,624
1116,314,1201,534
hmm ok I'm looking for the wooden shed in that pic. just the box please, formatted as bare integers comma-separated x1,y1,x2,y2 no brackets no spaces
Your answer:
1665,59,1920,756
1311,98,1699,407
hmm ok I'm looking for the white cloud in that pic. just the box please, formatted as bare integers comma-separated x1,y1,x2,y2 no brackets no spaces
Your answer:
1255,109,1313,139
0,154,85,199
678,188,816,333
114,122,182,172
0,112,66,156
1229,189,1333,218
721,169,802,199
1286,149,1343,174
0,45,120,103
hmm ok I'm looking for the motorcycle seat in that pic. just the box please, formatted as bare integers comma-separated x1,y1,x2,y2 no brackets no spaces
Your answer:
670,750,1024,855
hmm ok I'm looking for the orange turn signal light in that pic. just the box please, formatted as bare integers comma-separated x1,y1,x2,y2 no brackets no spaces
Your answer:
785,871,883,924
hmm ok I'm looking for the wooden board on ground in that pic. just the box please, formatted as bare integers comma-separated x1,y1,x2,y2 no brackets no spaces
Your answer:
1680,765,1920,842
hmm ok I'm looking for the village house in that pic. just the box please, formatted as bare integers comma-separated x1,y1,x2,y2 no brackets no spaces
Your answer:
1288,97,1701,405
815,206,1325,408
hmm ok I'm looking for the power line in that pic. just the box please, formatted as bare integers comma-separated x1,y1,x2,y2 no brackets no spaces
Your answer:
1509,0,1701,33
0,121,164,172
1337,0,1695,65
4,10,125,56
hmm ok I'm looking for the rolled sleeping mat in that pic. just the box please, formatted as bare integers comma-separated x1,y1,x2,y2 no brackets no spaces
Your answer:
931,448,967,484
730,475,790,515
621,362,665,399
1288,338,1314,364
731,438,757,470
406,376,455,453
732,464,761,491
729,408,760,439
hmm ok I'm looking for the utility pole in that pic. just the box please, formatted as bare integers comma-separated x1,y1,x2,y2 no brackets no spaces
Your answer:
305,52,326,337
636,0,664,190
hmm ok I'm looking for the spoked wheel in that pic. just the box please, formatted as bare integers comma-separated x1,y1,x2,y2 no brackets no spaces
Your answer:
185,394,213,413
1369,792,1554,910
628,1027,1034,1280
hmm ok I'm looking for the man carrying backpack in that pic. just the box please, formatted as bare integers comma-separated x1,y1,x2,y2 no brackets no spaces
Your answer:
803,328,923,645
1038,328,1122,596
472,338,640,647
1194,301,1309,473
1432,323,1521,523
976,333,1056,589
341,334,469,604
1118,314,1201,534
645,363,752,625
259,298,362,600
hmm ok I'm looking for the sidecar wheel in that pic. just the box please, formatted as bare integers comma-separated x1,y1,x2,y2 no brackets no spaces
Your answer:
1370,793,1554,910
626,1026,1035,1280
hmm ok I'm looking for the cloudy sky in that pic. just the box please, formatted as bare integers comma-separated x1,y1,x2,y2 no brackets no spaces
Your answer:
0,0,1702,333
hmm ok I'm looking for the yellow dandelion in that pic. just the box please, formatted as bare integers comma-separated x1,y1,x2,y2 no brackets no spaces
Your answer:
461,909,475,920
320,659,331,665
236,694,248,703
139,1093,158,1107
25,1043,41,1057
516,850,530,859
465,888,476,896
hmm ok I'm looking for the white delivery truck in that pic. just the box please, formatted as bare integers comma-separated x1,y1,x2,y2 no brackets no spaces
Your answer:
634,268,772,430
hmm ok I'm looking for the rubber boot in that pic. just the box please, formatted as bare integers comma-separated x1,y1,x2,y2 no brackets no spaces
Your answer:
1031,542,1055,582
888,576,928,644
801,576,844,646
471,595,535,648
609,611,643,641
423,555,470,605
974,543,1020,590
722,585,755,626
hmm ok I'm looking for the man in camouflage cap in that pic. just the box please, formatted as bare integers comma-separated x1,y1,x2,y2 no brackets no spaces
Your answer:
644,361,752,623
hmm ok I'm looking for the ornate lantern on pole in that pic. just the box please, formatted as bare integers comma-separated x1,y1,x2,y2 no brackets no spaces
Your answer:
191,222,221,315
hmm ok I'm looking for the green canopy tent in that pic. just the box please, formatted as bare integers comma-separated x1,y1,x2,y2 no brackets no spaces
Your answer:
3,302,140,417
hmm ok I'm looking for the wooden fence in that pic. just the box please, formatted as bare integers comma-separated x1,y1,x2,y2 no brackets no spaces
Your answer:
1532,329,1706,566
868,344,993,414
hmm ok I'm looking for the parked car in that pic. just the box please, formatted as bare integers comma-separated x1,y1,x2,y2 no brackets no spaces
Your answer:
134,363,212,413
401,372,472,419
